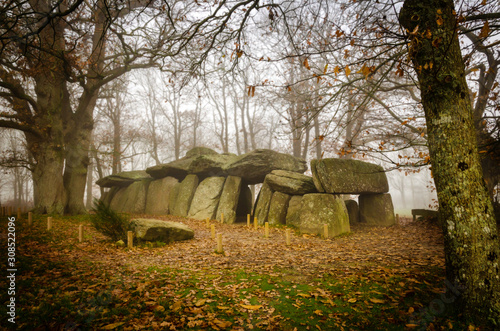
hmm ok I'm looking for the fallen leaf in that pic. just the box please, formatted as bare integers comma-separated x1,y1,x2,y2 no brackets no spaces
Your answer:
240,304,263,310
369,298,385,304
101,322,125,330
195,298,206,307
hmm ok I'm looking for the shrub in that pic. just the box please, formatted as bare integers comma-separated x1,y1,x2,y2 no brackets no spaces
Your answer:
90,199,131,241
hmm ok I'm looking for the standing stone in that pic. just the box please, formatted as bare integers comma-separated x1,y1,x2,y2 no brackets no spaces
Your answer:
311,158,389,194
145,177,179,215
236,185,253,221
216,176,242,224
102,186,120,206
265,170,317,195
267,191,291,225
253,182,274,225
286,195,303,228
171,174,199,217
116,180,151,214
109,187,127,212
299,194,350,237
344,199,360,223
188,177,226,220
168,182,180,214
359,194,395,226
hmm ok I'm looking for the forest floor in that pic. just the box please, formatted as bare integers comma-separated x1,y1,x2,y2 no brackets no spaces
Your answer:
0,213,485,330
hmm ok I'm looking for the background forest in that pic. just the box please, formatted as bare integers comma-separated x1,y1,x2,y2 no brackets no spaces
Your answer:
3,0,497,214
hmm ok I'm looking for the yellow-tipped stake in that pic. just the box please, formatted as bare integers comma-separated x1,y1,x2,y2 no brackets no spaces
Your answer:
216,234,223,253
78,225,84,243
323,224,329,239
247,214,251,227
221,212,224,224
127,231,134,248
285,228,291,246
254,217,258,230
206,218,210,228
47,217,53,231
264,222,269,238
28,212,33,227
211,224,216,239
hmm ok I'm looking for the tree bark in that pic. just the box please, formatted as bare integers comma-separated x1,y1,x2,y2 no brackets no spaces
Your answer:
400,0,500,326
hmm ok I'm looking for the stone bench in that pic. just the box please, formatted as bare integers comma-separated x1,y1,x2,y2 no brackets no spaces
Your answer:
412,209,439,222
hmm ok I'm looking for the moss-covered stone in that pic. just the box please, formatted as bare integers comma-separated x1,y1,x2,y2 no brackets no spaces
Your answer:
96,170,152,188
253,182,274,225
359,194,395,226
226,149,307,185
145,176,179,215
188,177,226,220
170,174,199,217
286,195,303,228
110,180,151,214
265,170,317,195
299,194,350,237
311,158,388,194
267,191,291,225
216,176,242,224
130,218,194,243
344,199,360,223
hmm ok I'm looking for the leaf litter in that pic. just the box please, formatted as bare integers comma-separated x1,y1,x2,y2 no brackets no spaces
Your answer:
5,213,478,330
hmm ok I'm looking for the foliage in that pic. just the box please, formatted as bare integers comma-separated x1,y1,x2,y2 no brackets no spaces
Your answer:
89,199,130,241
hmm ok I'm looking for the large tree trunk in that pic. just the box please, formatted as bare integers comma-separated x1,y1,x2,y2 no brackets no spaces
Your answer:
63,124,92,214
27,134,66,214
400,0,500,326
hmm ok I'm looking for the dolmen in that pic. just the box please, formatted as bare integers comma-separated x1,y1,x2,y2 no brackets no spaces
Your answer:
254,158,395,237
97,148,396,239
97,147,307,224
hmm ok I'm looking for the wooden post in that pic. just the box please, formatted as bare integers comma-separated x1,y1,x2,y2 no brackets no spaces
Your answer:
286,229,291,246
323,224,329,239
264,222,269,238
127,231,133,248
254,217,258,230
211,224,216,239
396,213,400,223
206,218,210,228
78,225,83,243
221,213,224,224
216,234,223,253
247,214,251,227
28,212,33,227
47,217,52,230
17,208,21,220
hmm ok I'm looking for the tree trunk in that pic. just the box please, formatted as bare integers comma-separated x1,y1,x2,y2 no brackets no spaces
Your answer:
28,135,66,214
400,0,500,326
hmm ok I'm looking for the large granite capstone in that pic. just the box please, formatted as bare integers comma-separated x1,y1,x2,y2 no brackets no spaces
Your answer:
96,170,152,188
130,218,194,243
265,170,317,195
226,149,307,185
311,158,389,194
